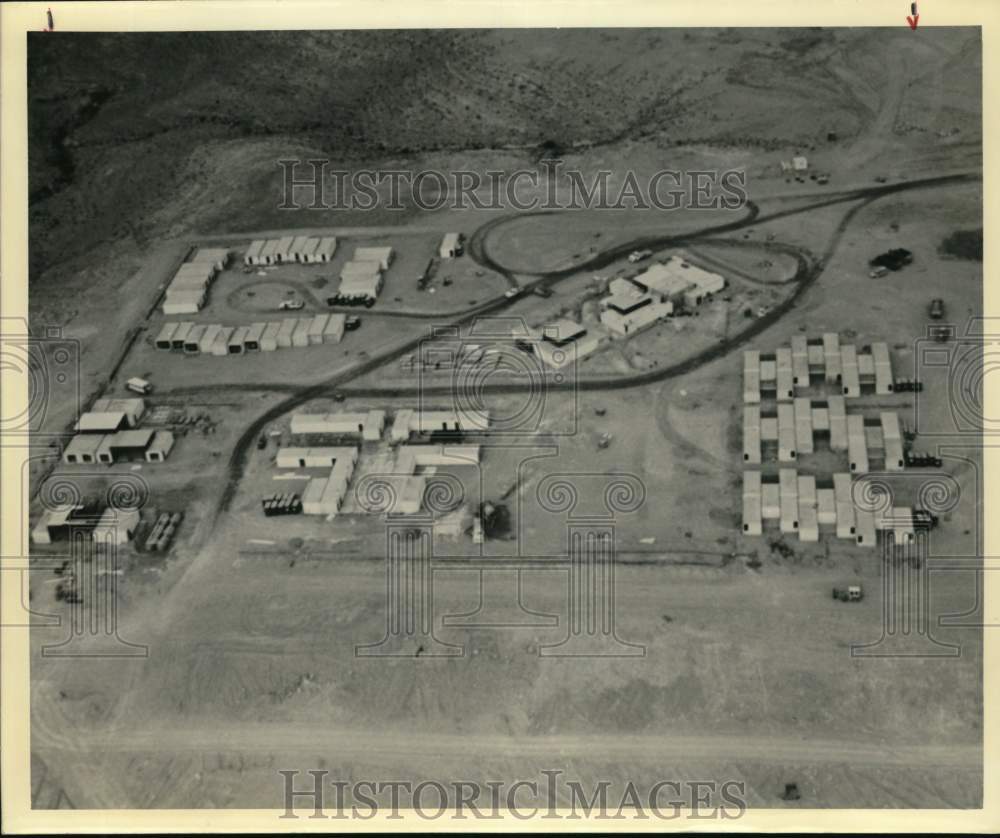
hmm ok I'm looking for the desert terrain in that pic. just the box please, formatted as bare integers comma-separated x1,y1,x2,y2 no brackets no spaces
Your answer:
25,27,983,812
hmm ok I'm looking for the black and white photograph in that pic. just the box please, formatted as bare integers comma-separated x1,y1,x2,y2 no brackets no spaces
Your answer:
3,1,996,830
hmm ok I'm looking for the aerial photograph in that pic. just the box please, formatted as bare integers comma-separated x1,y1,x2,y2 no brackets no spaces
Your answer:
23,25,983,815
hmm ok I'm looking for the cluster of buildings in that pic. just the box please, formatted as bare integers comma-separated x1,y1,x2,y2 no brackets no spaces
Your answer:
32,502,141,546
245,235,338,266
336,246,394,302
274,408,489,518
743,399,905,475
743,470,919,548
63,397,174,465
743,334,894,403
599,255,726,336
163,248,230,315
741,333,911,547
154,314,346,355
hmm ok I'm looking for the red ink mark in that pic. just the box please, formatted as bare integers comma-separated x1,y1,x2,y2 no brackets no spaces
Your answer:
907,14,919,29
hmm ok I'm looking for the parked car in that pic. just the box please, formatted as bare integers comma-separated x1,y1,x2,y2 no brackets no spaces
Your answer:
345,315,361,331
628,249,652,263
869,266,889,279
832,585,863,602
504,288,523,299
929,298,945,320
278,299,304,311
532,285,553,298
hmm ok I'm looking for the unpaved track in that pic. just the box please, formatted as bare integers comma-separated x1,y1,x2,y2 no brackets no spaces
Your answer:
33,716,978,769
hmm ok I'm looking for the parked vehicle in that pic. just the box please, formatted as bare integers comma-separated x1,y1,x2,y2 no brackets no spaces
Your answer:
869,266,889,279
905,451,943,468
256,435,267,450
344,315,361,331
628,249,652,264
504,288,523,299
278,299,304,311
929,298,945,320
832,585,863,602
532,285,553,298
929,324,951,343
126,377,152,395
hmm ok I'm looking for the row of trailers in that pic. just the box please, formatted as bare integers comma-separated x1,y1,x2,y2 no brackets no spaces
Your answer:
743,400,905,473
742,469,918,547
744,334,893,404
245,236,337,266
154,314,346,355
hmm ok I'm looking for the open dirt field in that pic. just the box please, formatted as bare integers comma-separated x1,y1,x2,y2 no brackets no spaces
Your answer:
24,26,984,814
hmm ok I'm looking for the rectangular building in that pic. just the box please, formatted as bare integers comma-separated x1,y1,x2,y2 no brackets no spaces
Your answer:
881,411,905,471
793,397,814,455
228,326,249,354
199,324,222,354
258,239,279,265
162,290,204,316
761,483,780,520
743,406,761,464
90,398,145,428
274,235,296,263
440,233,462,258
847,413,869,473
308,313,330,345
779,468,799,534
155,322,178,350
302,477,329,515
315,237,338,262
184,325,207,353
799,506,819,542
212,326,234,357
743,350,760,405
833,473,855,539
292,317,313,348
828,395,848,451
76,411,128,434
170,321,194,350
324,313,346,344
742,471,763,535
775,347,794,401
777,403,797,462
63,434,105,464
353,246,394,271
817,488,837,526
290,235,314,262
244,239,265,265
276,318,297,348
291,409,386,442
855,509,877,548
823,332,841,383
260,321,281,352
244,322,266,351
840,344,861,397
872,341,894,395
791,335,809,388
191,247,230,271
145,430,175,462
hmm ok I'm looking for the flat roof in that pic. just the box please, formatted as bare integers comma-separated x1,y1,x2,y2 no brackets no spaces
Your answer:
191,247,229,262
108,428,156,449
544,319,587,342
605,293,652,314
77,411,127,432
